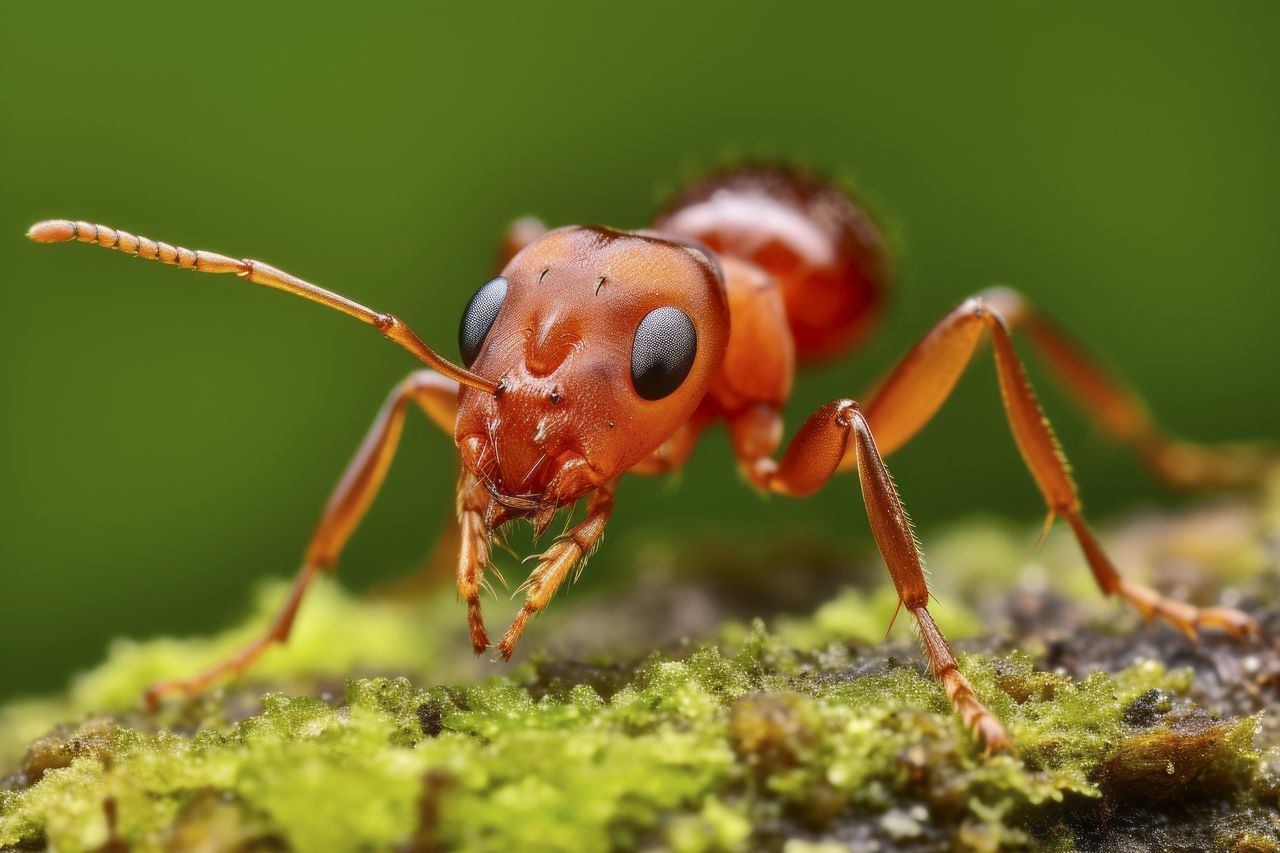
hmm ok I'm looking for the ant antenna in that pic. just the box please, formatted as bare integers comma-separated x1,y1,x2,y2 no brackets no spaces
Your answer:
26,219,498,395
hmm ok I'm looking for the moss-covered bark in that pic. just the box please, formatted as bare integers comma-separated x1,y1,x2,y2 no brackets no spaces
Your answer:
3,484,1279,851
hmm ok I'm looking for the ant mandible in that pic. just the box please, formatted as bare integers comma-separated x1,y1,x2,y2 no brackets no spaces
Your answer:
26,166,1268,750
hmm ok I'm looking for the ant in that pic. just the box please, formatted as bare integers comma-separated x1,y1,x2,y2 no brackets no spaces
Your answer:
26,166,1269,750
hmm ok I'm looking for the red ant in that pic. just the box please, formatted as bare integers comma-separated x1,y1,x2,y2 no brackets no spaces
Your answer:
27,166,1268,750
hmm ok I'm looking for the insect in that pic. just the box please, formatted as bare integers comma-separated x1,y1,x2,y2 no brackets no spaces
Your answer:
27,166,1268,750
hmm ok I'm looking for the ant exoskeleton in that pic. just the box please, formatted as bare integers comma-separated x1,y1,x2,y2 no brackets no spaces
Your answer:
27,166,1267,750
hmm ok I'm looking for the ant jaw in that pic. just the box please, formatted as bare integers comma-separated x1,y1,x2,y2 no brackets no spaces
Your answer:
483,482,544,513
460,426,604,500
532,505,560,539
537,454,601,506
459,433,603,535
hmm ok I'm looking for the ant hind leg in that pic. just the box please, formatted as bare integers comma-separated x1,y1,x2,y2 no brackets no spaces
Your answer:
852,295,1260,640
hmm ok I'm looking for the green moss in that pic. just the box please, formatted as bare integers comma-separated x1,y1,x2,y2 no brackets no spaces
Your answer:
768,585,981,652
0,577,458,766
3,619,1275,851
4,493,1279,849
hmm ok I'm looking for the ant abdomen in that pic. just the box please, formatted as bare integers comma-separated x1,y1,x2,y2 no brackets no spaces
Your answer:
655,165,889,363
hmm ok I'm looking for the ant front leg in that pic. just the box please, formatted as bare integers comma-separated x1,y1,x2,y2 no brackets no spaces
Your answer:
26,217,509,692
731,402,1012,751
144,370,460,706
456,470,501,654
496,482,616,660
850,295,1259,640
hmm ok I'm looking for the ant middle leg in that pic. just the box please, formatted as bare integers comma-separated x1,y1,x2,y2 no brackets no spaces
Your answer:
731,401,1012,751
144,369,461,706
848,296,1258,640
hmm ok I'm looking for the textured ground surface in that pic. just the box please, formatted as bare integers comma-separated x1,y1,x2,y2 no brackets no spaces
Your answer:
2,480,1279,852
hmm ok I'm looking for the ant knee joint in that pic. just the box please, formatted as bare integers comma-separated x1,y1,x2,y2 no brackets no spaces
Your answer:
904,596,930,614
972,300,999,324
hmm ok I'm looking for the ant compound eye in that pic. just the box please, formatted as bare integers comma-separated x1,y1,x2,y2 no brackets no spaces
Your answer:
631,306,697,401
459,276,508,366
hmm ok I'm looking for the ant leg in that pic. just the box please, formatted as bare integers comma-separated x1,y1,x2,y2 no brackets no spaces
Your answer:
457,472,498,653
27,219,496,394
731,402,1012,751
496,484,615,660
987,288,1274,489
144,370,459,706
849,296,1258,640
867,287,1273,488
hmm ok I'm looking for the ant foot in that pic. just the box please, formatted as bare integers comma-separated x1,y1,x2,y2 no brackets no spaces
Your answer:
975,715,1015,757
142,676,208,711
496,538,584,661
466,601,491,655
496,609,530,661
142,645,266,710
955,696,1014,756
1118,580,1260,643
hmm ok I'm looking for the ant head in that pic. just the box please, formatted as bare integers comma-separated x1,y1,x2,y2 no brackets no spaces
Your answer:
454,226,728,516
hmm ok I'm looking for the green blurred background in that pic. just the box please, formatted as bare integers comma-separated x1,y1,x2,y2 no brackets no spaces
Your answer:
2,2,1277,700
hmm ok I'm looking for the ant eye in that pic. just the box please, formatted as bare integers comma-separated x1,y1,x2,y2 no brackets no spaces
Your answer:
631,306,697,400
459,276,507,366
